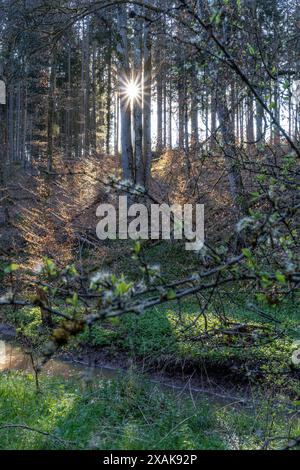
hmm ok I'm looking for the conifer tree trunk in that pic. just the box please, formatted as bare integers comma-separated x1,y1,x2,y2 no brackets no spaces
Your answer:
106,33,112,155
117,5,133,180
156,46,163,155
143,21,152,187
133,10,143,185
217,86,245,217
191,71,199,148
47,51,56,172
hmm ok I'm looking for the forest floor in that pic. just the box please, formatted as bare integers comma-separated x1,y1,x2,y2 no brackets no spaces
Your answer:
1,369,294,451
3,238,299,396
0,152,300,450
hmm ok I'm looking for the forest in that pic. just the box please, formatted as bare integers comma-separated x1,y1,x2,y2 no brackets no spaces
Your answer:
0,0,299,454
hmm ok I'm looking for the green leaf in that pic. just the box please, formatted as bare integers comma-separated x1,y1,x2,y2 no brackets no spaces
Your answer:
4,263,19,274
114,278,133,296
242,248,252,259
166,289,176,300
68,264,78,277
67,292,79,307
275,271,286,284
260,274,271,288
247,44,255,56
134,241,141,254
256,293,267,303
283,80,290,90
43,257,57,277
251,191,260,200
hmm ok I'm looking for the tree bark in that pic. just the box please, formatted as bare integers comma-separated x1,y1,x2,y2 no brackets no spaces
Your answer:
143,21,152,187
210,90,217,151
47,51,56,172
156,46,163,155
190,69,199,148
133,9,143,184
217,86,245,217
117,5,133,180
106,32,112,155
178,72,184,149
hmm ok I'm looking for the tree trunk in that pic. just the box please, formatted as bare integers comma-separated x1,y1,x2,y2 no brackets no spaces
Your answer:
133,11,143,184
114,88,119,156
217,87,245,218
168,79,172,148
143,22,152,187
47,52,56,172
273,79,280,146
246,95,254,153
191,73,199,148
106,33,112,155
117,5,133,180
256,100,264,144
156,46,163,155
0,87,8,223
91,41,97,153
210,90,217,151
178,73,184,149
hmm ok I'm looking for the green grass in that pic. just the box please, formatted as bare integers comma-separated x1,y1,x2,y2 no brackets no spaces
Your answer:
0,370,298,450
71,294,299,393
105,241,300,391
2,241,300,394
1,242,300,450
0,371,226,450
3,284,299,394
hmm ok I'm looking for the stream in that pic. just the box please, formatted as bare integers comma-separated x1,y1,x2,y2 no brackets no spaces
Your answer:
0,338,120,380
0,325,249,408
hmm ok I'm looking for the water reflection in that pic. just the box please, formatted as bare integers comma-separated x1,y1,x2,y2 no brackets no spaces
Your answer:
0,337,246,407
0,339,117,380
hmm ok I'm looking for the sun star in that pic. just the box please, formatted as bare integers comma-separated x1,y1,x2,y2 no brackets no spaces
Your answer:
120,75,142,107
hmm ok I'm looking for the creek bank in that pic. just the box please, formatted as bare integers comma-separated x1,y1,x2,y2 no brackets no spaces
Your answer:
0,326,251,407
56,347,259,407
0,321,296,406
